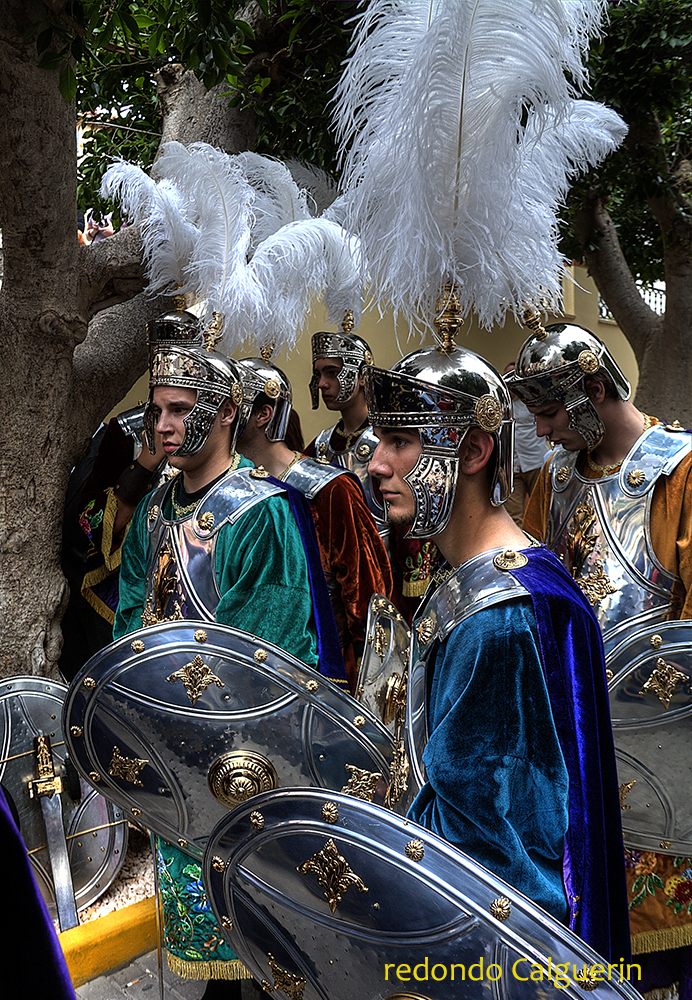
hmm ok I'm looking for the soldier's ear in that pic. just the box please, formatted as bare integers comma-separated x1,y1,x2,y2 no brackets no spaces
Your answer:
256,404,273,428
219,398,237,425
584,377,607,404
458,428,495,476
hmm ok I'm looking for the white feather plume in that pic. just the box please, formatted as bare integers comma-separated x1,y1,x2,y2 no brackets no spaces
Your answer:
234,151,311,254
100,159,158,224
285,159,340,217
332,0,620,333
147,142,363,354
225,218,363,352
140,179,200,296
151,142,262,336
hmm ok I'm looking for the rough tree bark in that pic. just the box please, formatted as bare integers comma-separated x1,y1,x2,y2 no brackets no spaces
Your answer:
572,115,692,427
0,0,259,679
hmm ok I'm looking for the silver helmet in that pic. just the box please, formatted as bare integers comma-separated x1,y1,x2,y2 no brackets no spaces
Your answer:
144,345,244,457
364,345,514,537
235,357,293,444
309,316,374,409
508,323,631,450
147,308,204,352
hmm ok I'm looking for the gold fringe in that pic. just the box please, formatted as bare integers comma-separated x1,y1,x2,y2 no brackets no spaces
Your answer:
631,922,692,955
642,985,679,1000
165,952,253,981
403,575,431,598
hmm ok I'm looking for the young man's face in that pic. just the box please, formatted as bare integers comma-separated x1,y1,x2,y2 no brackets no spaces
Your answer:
313,357,345,409
150,386,235,472
526,399,587,452
369,427,421,525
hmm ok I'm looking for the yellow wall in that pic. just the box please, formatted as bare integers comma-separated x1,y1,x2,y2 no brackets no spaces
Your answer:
110,264,638,445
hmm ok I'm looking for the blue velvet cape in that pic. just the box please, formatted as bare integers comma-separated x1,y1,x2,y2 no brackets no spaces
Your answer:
409,546,630,964
510,547,630,962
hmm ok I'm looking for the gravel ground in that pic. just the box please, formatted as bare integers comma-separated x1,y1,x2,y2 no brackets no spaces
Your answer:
78,825,155,924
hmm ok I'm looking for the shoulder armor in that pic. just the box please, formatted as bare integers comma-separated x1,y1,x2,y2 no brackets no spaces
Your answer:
414,548,531,649
619,424,691,498
550,448,578,493
283,456,348,500
145,468,285,537
351,426,379,463
313,426,337,464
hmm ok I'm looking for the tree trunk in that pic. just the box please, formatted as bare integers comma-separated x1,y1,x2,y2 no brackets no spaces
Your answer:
573,190,692,428
0,1,259,678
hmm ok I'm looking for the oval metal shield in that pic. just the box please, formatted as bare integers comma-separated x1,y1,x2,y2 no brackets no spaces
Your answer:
204,788,643,1000
64,622,401,858
608,619,692,854
0,676,127,920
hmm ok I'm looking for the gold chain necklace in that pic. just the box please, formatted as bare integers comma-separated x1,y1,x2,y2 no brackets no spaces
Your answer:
586,414,653,475
336,421,363,450
170,453,242,518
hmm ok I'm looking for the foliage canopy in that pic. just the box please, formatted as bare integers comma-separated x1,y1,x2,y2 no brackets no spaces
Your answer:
31,0,692,286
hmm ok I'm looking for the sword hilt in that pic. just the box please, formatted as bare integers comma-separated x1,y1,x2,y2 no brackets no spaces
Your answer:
28,735,63,798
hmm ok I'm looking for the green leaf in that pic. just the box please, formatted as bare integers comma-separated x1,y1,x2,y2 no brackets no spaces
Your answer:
60,62,78,104
36,27,54,55
38,51,66,71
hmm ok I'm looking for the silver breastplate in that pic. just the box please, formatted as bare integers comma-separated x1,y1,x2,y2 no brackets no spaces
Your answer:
407,551,530,791
544,425,690,659
313,424,386,526
143,469,285,624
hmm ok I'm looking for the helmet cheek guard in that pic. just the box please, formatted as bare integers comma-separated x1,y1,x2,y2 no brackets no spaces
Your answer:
309,372,320,410
364,347,513,537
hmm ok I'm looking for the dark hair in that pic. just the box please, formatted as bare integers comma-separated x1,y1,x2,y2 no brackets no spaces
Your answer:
584,375,620,401
250,394,304,451
284,409,304,452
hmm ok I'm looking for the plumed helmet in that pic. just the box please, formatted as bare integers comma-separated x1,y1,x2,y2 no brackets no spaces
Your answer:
144,345,244,457
147,308,205,352
507,323,630,450
309,312,374,409
235,357,293,444
364,345,514,537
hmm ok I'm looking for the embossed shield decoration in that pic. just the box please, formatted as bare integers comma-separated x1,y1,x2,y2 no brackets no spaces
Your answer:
607,619,692,854
0,676,128,918
204,788,644,1000
64,623,397,857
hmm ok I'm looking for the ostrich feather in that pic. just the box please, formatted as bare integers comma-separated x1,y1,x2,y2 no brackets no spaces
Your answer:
149,143,362,354
151,142,262,336
285,159,340,217
332,0,617,333
219,218,363,355
100,159,158,224
234,151,311,254
140,179,200,296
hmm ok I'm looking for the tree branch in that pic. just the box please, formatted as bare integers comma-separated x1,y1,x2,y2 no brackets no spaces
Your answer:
77,223,146,321
70,291,169,442
572,190,661,358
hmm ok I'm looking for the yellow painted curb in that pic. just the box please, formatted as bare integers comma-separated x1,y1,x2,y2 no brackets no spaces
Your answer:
59,895,157,987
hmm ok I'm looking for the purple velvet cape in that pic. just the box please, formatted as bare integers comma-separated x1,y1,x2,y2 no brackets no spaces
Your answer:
1,784,76,998
510,547,631,963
